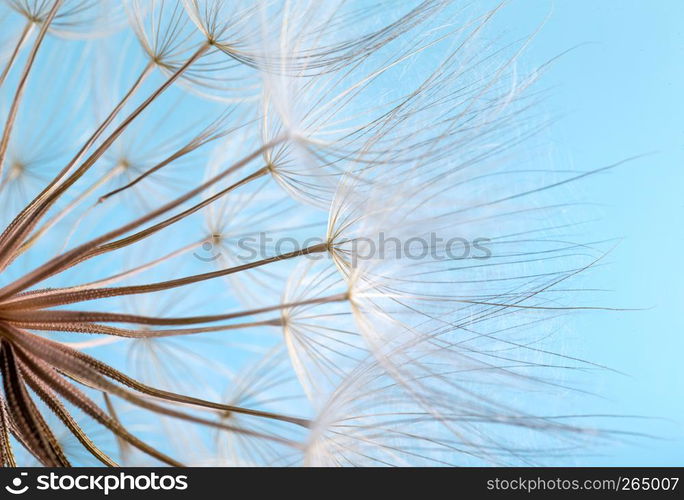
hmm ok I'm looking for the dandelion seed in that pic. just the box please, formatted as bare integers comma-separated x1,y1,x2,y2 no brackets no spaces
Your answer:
0,0,619,467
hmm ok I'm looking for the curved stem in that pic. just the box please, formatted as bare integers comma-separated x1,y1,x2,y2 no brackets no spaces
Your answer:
2,325,310,432
2,242,329,309
0,21,35,89
0,1,62,177
17,164,126,256
0,61,153,271
0,138,283,301
81,166,269,266
0,292,350,326
0,44,210,273
15,318,282,338
18,357,118,466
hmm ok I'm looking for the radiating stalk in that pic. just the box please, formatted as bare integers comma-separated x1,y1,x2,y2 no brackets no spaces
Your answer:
1,242,330,309
1,293,350,327
0,0,63,177
0,138,284,300
0,44,210,273
17,164,126,256
0,21,35,89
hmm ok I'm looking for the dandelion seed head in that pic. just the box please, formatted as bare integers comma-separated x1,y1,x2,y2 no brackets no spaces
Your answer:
281,259,362,403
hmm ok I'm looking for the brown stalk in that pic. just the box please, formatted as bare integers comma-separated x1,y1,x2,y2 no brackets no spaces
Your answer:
97,115,235,203
0,43,209,273
0,339,70,466
0,0,62,178
0,138,283,301
16,163,127,256
102,393,131,464
3,326,310,430
80,166,270,265
13,344,183,466
14,319,283,338
0,396,17,466
17,355,118,466
66,239,207,291
0,61,154,271
20,116,245,260
0,20,35,89
1,292,349,326
1,242,329,310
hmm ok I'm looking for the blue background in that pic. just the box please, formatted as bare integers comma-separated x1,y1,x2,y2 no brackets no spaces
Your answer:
2,0,681,466
494,0,683,465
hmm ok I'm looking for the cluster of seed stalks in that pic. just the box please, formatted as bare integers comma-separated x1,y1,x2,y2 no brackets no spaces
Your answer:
0,0,618,466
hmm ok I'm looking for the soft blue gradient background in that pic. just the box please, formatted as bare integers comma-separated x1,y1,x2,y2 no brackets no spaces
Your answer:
2,0,680,466
493,1,683,465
